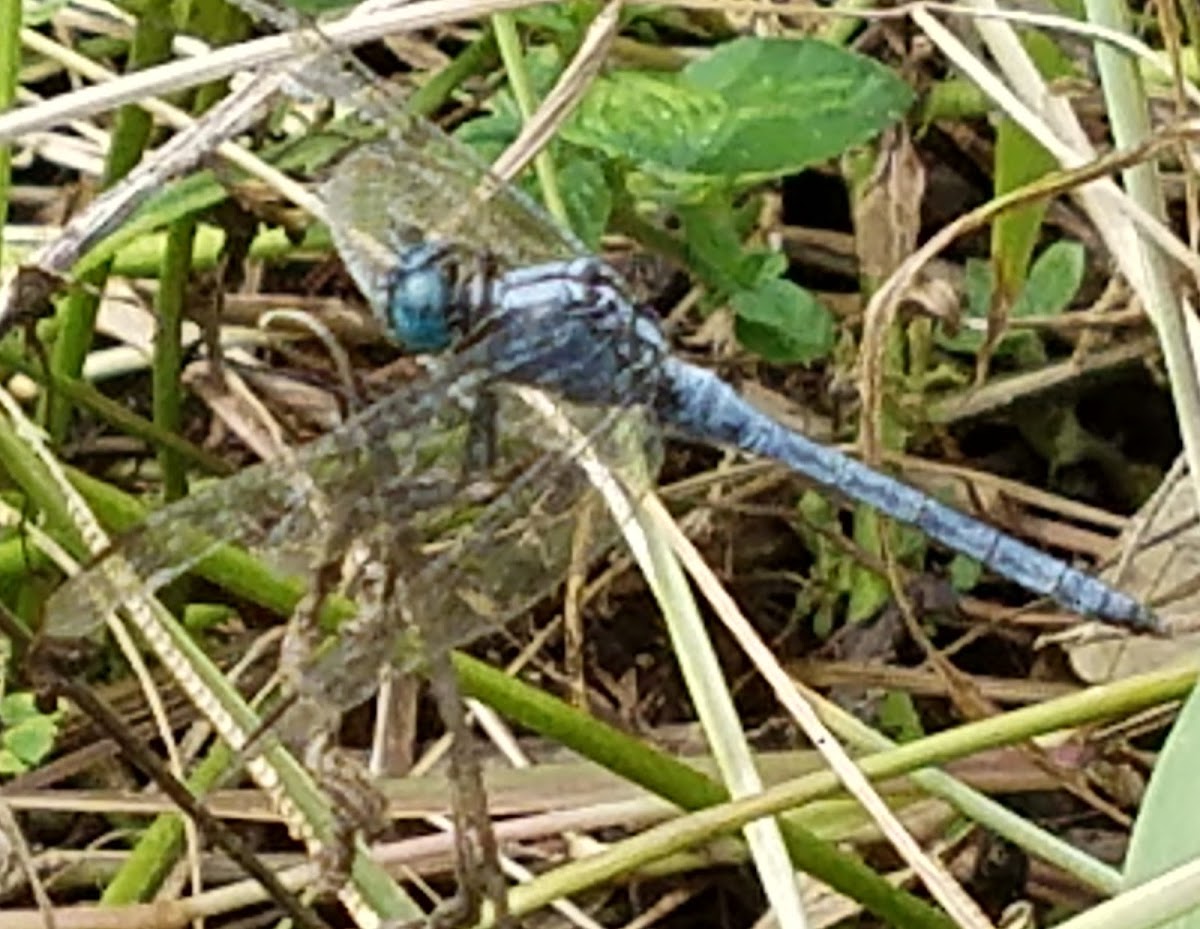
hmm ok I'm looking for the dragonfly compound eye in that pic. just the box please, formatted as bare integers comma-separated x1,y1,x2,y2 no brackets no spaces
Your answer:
386,242,455,352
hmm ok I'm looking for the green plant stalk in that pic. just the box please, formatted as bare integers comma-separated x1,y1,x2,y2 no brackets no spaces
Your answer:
0,420,89,558
462,652,1197,926
815,0,877,46
0,536,51,586
100,738,238,904
1085,0,1200,515
632,502,806,926
104,579,419,922
457,653,957,929
0,442,414,921
810,687,1123,894
0,0,18,273
71,467,307,615
153,218,194,504
150,0,248,500
69,466,942,927
407,30,499,119
101,0,252,889
43,0,178,442
492,12,569,227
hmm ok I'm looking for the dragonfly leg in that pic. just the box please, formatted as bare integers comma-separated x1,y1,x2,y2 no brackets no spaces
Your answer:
423,649,510,929
463,388,500,474
273,529,404,890
304,732,390,890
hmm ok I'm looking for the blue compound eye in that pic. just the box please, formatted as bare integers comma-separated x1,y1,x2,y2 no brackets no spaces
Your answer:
385,243,453,352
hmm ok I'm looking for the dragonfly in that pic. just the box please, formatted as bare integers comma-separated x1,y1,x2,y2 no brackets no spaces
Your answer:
43,104,1159,657
320,121,1160,633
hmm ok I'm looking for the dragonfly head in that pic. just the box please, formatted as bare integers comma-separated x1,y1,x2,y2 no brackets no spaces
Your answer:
385,241,458,352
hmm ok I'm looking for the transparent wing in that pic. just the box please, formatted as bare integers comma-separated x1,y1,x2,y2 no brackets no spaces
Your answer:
46,358,661,663
321,115,585,315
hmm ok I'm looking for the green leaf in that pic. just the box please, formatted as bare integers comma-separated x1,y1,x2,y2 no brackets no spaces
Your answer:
566,37,912,185
680,37,914,177
455,108,610,249
991,119,1055,303
0,694,60,773
948,554,983,592
795,492,844,637
0,750,25,776
732,278,835,364
557,156,612,251
566,72,729,179
677,201,768,292
1010,240,1085,318
0,691,41,725
938,243,1082,362
4,715,57,766
846,507,891,623
878,691,924,742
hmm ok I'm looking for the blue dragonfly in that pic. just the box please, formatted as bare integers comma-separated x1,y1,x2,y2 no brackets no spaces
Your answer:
320,116,1158,633
45,105,1158,657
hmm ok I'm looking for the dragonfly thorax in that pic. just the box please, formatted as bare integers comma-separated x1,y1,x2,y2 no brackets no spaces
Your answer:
486,257,671,408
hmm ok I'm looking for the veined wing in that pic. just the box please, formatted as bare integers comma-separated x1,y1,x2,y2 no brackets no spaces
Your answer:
321,118,585,318
45,354,657,654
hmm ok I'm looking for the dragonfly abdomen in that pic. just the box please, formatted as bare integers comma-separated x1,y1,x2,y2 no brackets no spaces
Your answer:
658,359,1159,631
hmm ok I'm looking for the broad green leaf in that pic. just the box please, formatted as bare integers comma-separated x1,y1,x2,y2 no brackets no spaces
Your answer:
567,37,912,185
566,72,729,180
681,37,913,177
732,278,835,364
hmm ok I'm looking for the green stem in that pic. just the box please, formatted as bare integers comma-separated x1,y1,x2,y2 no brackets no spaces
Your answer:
43,0,178,441
462,653,1197,927
0,0,18,272
0,341,232,475
492,13,569,227
153,219,193,504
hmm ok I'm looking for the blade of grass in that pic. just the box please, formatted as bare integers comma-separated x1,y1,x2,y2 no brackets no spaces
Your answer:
491,12,568,224
0,0,17,272
42,0,179,441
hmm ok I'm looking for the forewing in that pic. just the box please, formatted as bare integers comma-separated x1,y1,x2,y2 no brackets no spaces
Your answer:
321,116,584,317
